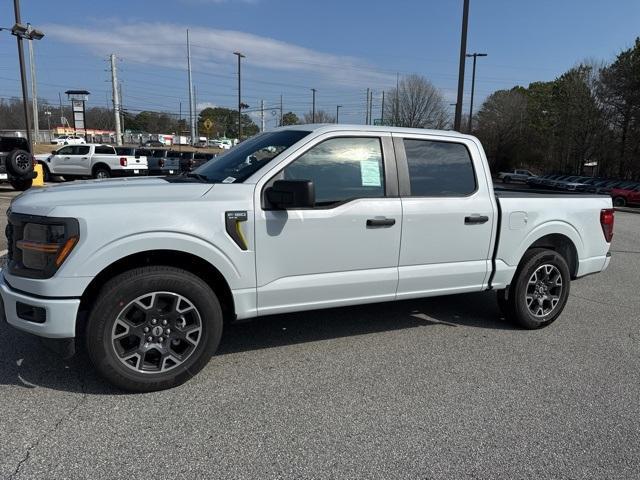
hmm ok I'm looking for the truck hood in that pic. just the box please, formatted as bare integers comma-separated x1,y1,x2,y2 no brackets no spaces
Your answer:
10,177,214,216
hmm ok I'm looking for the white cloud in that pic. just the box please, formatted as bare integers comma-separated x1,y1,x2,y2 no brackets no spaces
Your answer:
42,21,394,88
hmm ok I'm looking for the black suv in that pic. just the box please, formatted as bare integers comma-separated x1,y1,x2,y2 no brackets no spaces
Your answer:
0,137,36,190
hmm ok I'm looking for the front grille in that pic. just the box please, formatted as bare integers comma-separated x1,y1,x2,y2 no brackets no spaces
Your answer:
5,217,15,263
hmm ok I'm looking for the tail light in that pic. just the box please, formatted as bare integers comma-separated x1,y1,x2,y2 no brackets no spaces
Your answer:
158,158,165,168
120,157,128,167
600,208,614,242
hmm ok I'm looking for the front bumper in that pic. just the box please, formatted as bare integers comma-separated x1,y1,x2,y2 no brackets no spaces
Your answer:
0,271,80,338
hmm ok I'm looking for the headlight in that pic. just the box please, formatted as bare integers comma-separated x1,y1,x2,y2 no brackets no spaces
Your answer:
8,214,80,278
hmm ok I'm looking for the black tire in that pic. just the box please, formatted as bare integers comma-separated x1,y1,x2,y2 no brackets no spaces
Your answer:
7,149,33,176
503,248,571,329
613,196,626,207
86,266,223,392
93,166,111,179
9,178,33,191
503,176,511,183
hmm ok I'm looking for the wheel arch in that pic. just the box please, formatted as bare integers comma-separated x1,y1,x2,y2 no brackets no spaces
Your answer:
92,162,111,174
78,249,236,337
524,233,579,278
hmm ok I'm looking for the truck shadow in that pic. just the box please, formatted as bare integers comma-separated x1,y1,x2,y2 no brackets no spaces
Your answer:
0,291,513,395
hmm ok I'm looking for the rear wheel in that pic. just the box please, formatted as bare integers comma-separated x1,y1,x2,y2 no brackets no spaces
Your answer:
613,196,626,207
501,248,570,329
93,167,111,179
86,266,223,392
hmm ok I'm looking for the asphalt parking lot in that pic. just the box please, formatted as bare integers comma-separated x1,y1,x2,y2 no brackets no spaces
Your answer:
0,187,639,479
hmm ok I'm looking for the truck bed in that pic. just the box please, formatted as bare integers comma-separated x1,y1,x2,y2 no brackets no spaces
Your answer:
490,187,613,290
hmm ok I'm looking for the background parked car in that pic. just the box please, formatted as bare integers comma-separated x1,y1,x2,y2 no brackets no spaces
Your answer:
610,184,640,206
51,134,86,145
134,148,180,176
142,140,164,147
497,169,536,183
175,151,216,172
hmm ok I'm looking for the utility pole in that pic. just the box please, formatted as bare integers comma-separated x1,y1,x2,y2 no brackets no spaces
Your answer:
233,51,245,139
466,52,487,133
110,54,122,145
381,91,385,123
259,99,264,132
58,91,64,127
279,94,283,126
454,0,470,131
311,88,316,123
336,105,341,123
395,72,400,126
187,29,194,145
13,0,33,150
27,26,39,143
370,88,374,124
193,84,199,140
365,88,370,124
119,82,124,137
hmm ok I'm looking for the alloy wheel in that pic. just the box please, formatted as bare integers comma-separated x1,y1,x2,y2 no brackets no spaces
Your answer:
110,291,203,373
525,264,563,317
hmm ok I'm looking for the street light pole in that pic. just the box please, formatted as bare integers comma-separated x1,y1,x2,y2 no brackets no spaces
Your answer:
454,0,470,131
466,52,487,133
336,105,341,124
234,51,245,139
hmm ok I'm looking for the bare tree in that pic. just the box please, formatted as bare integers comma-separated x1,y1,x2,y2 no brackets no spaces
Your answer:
301,110,335,124
384,74,449,129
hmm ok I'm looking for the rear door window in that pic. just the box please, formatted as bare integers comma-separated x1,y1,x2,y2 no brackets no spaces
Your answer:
95,145,116,155
402,139,476,196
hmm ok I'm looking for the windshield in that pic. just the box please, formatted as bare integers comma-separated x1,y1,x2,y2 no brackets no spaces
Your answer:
194,130,311,183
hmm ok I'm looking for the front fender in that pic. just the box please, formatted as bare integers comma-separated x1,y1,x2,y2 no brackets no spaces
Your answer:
60,231,244,289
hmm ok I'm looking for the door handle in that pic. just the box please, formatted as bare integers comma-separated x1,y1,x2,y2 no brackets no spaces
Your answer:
367,218,396,227
465,215,489,225
64,157,70,160
82,157,88,160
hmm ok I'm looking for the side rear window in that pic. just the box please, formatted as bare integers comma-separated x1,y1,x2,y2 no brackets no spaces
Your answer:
402,139,476,196
75,146,90,155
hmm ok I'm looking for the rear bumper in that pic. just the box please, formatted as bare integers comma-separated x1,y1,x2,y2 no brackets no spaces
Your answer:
111,169,148,178
576,252,611,278
0,271,79,338
149,167,179,176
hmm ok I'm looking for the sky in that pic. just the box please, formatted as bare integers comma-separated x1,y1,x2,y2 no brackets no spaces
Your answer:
0,0,638,129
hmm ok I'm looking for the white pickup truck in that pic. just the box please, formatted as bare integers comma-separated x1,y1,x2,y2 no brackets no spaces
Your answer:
38,143,148,180
1,125,613,392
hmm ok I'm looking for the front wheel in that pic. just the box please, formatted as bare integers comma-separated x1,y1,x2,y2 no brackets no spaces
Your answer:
502,248,571,329
86,266,223,392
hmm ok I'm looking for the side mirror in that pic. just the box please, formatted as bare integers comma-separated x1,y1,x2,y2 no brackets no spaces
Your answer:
266,180,315,209
51,150,57,154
